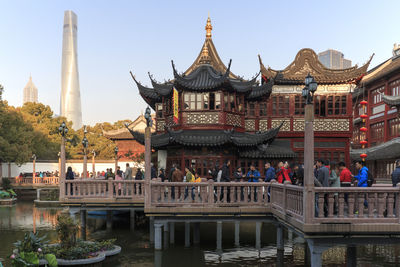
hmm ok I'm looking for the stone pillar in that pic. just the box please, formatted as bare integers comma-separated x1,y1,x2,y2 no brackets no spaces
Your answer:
277,225,284,253
149,216,154,244
185,222,190,248
256,222,261,249
106,210,112,231
154,251,162,267
216,221,222,251
83,151,87,178
144,126,151,208
130,209,135,231
193,223,200,245
163,222,169,249
288,229,293,245
92,154,95,175
304,104,315,223
169,222,175,245
307,240,327,267
36,189,41,200
154,223,163,250
347,246,357,267
59,137,66,200
234,221,240,247
80,209,87,241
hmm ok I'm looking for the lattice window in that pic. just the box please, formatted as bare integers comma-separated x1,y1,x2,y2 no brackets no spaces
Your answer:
259,102,267,116
184,92,221,110
272,96,289,116
156,103,163,118
370,122,384,143
390,79,400,96
372,86,384,104
294,95,305,115
389,118,400,137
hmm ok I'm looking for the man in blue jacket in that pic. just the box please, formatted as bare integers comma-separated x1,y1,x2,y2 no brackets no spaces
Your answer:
391,159,400,187
247,165,260,201
354,160,368,187
264,162,275,182
247,165,260,182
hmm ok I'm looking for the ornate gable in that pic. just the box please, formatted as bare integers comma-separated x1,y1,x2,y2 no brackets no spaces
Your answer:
259,48,373,85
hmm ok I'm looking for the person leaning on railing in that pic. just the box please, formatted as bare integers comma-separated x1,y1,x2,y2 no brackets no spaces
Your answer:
66,166,74,195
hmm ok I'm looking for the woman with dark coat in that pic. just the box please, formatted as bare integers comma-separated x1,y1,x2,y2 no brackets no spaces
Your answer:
66,166,74,194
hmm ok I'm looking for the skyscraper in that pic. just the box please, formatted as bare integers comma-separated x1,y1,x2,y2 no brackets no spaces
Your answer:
60,10,82,130
23,76,38,104
318,49,352,69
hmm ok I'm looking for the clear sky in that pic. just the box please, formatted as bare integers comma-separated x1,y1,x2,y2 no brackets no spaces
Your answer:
1,0,399,126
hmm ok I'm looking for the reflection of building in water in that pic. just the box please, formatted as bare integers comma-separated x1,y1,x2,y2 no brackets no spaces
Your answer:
204,246,293,265
32,208,61,232
360,244,400,264
0,203,61,231
292,243,345,265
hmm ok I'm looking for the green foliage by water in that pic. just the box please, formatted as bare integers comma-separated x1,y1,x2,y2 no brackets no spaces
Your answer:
43,239,116,260
1,178,11,190
56,214,78,249
11,232,57,267
0,189,16,199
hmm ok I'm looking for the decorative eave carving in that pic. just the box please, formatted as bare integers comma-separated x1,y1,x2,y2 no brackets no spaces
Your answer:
259,49,373,85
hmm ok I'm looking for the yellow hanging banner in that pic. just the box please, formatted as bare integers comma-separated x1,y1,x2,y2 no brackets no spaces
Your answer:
173,88,179,123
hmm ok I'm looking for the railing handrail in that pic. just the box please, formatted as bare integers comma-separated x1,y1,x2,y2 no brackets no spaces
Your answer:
314,187,399,192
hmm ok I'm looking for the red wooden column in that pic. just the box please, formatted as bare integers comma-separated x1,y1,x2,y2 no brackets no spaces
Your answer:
384,81,390,142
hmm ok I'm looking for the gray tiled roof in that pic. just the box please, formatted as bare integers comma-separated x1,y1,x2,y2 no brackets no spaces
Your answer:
350,137,400,161
126,123,283,149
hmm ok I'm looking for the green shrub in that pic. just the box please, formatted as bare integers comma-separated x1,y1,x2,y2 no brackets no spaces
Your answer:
56,214,78,249
43,239,116,260
1,178,11,190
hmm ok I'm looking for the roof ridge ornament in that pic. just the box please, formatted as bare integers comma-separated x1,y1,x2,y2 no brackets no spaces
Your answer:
205,15,212,39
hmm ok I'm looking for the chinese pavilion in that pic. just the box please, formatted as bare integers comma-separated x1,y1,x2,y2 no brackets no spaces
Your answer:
103,114,155,160
128,17,296,177
258,48,372,165
351,43,400,180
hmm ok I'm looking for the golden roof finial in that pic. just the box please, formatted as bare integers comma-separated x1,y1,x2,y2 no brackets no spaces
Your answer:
205,15,212,38
199,43,210,64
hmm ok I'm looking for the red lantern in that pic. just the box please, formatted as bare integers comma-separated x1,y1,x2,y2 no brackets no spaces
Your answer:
360,127,367,132
360,114,368,119
360,140,368,145
360,100,368,106
360,153,367,159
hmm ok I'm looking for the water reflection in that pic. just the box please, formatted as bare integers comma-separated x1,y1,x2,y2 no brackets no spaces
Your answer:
3,202,400,266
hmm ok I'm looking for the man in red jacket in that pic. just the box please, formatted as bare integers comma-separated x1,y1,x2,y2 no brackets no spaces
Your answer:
338,162,352,187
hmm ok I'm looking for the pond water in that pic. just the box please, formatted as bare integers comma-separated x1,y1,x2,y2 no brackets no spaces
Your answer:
1,201,400,266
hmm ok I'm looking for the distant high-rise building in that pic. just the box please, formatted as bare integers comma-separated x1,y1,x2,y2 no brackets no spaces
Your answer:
60,10,82,130
23,76,38,104
318,49,352,69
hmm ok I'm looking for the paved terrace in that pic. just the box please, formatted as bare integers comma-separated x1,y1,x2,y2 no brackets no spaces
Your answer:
60,179,400,236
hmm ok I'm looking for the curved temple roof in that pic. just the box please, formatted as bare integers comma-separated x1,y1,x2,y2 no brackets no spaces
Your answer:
131,61,274,108
259,49,373,85
383,94,400,108
125,122,283,149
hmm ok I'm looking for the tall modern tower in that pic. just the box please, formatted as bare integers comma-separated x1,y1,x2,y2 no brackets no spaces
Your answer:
23,76,38,104
60,10,82,130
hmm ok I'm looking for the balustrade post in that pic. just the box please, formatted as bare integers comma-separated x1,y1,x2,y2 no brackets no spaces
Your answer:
338,193,344,218
208,180,214,206
377,193,385,218
387,193,395,218
107,178,114,199
348,193,355,218
283,182,288,215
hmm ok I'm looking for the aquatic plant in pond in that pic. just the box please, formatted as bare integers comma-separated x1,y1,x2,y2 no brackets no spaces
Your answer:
11,232,57,267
